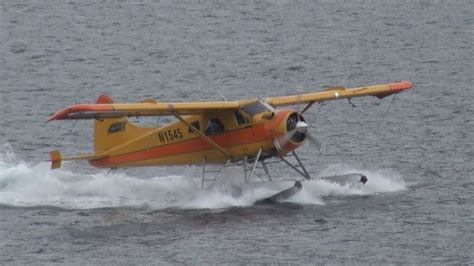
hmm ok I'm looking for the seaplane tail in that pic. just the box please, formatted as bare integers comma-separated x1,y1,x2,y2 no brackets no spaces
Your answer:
49,94,153,169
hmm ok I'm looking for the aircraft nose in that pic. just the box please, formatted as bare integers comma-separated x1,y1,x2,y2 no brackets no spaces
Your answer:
296,121,308,133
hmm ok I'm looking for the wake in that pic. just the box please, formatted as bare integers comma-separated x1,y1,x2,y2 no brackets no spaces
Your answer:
0,147,406,210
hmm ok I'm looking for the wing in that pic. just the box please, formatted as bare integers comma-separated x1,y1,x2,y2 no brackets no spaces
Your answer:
48,81,412,121
48,99,241,121
264,81,413,107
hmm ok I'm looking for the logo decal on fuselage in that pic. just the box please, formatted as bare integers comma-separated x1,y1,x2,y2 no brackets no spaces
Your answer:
108,121,127,135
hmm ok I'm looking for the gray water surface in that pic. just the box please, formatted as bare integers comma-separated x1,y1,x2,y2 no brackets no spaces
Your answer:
0,1,473,264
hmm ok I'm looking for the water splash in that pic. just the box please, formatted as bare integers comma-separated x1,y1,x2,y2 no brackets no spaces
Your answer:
285,169,406,205
0,146,406,209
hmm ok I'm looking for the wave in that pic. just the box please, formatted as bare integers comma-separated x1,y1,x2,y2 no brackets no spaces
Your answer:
0,145,406,209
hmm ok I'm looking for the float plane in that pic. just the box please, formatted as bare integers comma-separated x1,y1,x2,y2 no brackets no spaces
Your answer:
48,80,412,203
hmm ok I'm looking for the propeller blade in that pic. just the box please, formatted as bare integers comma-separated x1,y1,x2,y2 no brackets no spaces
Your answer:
305,131,326,153
275,128,296,149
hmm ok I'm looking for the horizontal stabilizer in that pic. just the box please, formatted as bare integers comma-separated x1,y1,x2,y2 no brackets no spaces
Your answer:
48,150,109,169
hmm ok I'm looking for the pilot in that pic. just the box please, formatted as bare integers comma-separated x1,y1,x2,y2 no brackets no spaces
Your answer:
205,119,225,135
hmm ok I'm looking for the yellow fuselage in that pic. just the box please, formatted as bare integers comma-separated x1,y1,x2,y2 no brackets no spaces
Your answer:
90,109,302,168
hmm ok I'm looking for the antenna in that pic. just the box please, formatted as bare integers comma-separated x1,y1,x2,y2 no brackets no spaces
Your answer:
348,98,357,108
216,89,227,101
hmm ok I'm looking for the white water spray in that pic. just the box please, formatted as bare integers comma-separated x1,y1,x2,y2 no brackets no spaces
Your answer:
0,145,406,210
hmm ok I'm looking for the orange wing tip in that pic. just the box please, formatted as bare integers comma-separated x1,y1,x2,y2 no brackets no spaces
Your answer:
374,80,413,99
47,108,70,122
388,80,413,92
50,150,62,169
47,104,115,122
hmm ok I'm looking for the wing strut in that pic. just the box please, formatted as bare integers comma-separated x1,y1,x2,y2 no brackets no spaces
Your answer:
172,112,231,158
301,101,316,114
246,148,263,183
279,150,311,180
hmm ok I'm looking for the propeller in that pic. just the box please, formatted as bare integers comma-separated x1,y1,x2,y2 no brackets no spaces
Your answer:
296,121,308,133
274,112,326,153
275,128,296,151
305,131,326,153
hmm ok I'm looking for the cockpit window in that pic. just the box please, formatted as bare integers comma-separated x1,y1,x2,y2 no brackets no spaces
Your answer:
205,118,225,135
241,101,272,116
234,111,248,125
188,120,200,133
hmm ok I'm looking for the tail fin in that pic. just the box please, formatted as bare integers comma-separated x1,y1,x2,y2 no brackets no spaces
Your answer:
93,95,153,153
50,150,62,169
49,95,152,169
94,117,130,153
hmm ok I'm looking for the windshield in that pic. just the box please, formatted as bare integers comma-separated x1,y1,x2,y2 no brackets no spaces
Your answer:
241,101,273,116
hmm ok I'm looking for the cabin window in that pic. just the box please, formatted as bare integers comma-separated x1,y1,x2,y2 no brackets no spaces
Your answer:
234,111,248,125
205,118,225,135
242,101,271,116
188,120,200,133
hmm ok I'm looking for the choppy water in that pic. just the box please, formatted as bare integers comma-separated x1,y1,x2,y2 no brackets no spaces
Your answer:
1,1,473,264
